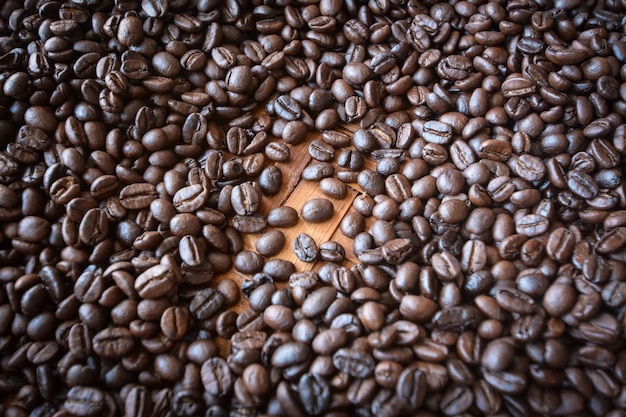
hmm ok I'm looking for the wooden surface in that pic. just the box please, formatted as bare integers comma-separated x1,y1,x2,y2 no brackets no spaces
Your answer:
212,123,375,355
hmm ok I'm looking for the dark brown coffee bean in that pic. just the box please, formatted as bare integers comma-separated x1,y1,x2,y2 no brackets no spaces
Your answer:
440,384,474,415
546,227,576,262
201,357,233,397
274,94,302,121
307,139,335,162
481,338,516,372
119,183,158,210
242,363,270,397
495,287,535,314
231,182,261,216
190,288,225,320
267,206,299,227
65,386,105,417
357,169,385,197
173,184,208,213
597,227,626,254
232,214,267,234
134,264,178,299
302,161,335,181
255,230,286,257
483,369,528,395
265,141,290,162
235,251,264,274
74,266,104,303
298,373,331,415
160,306,189,341
567,171,599,199
271,341,311,368
293,233,318,263
400,295,438,323
92,327,134,358
319,241,345,263
319,178,347,199
515,214,549,237
333,348,374,378
263,305,295,332
301,198,334,223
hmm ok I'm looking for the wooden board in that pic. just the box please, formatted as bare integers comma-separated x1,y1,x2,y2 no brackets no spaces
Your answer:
211,125,378,355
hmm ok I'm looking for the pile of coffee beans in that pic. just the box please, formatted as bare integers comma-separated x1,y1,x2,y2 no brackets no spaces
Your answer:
2,0,626,415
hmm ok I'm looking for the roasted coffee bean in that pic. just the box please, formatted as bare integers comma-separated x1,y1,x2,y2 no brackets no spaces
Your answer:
231,182,261,216
266,206,299,227
483,369,528,395
65,386,105,417
516,214,550,237
301,198,334,223
274,95,302,121
201,357,234,397
255,230,286,257
271,341,311,368
319,241,345,263
298,373,331,415
258,165,282,196
92,327,134,358
160,306,189,341
567,171,599,199
319,178,347,199
293,233,318,263
134,264,178,299
301,162,334,181
119,183,158,209
333,348,375,378
190,288,225,320
232,214,267,234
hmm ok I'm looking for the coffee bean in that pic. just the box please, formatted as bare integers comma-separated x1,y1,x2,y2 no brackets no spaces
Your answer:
201,357,233,397
266,206,299,227
263,259,296,281
258,165,282,195
292,233,319,263
271,342,311,368
319,177,347,199
119,183,158,209
255,230,286,257
92,327,134,358
160,306,189,341
274,95,302,121
231,182,261,216
308,139,335,162
190,288,225,320
495,287,535,314
440,384,474,415
242,363,270,397
173,184,208,213
400,295,438,322
301,198,334,223
301,287,337,318
299,373,331,415
543,283,576,317
65,386,105,417
567,171,599,199
333,348,374,378
483,369,528,395
301,161,334,180
232,214,267,234
319,241,345,263
515,214,550,237
134,264,178,299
